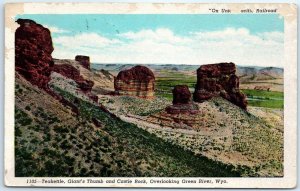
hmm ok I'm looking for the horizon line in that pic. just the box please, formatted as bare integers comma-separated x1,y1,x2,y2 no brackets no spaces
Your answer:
90,62,284,69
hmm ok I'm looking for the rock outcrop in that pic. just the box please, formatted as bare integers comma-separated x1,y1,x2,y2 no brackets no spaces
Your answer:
166,85,199,114
15,19,98,108
15,19,82,113
52,64,94,92
53,59,115,95
172,85,192,104
75,55,90,70
15,18,54,90
114,65,155,99
193,62,247,109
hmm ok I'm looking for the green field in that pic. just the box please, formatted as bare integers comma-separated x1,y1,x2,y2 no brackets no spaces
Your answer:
155,71,196,100
241,89,284,109
155,71,283,109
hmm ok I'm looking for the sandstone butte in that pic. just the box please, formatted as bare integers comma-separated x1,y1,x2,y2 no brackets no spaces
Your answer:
166,85,199,114
193,62,247,109
114,65,155,99
75,55,90,70
15,18,54,90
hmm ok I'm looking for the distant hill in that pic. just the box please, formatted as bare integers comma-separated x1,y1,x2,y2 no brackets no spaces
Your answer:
92,63,199,73
237,66,283,81
93,63,283,76
258,67,283,79
92,63,283,92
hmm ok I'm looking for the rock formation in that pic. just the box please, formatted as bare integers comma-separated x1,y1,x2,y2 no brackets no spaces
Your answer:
15,19,82,113
193,62,247,109
53,59,115,95
114,65,155,99
52,64,94,92
15,18,54,90
172,85,192,104
166,85,199,114
75,55,90,70
15,19,98,108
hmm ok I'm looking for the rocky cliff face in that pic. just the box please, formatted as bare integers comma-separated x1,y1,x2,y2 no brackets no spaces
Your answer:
75,55,90,70
15,19,54,90
52,64,94,92
114,65,155,99
193,62,247,109
166,85,198,114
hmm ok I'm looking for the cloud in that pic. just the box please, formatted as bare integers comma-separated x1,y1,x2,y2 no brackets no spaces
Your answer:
54,33,121,49
258,31,284,43
44,25,69,34
52,27,284,67
120,28,191,44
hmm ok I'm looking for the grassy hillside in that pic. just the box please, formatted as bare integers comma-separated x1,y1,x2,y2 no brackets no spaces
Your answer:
15,74,240,177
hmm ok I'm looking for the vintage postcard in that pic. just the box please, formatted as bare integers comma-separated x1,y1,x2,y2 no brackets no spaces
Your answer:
4,3,297,188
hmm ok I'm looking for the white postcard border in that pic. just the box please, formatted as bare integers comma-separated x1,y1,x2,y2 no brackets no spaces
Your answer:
4,3,297,188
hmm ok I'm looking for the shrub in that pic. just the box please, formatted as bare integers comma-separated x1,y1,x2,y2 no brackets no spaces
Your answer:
15,127,22,137
25,106,31,111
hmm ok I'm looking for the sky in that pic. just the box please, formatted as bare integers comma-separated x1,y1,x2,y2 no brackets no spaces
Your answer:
16,14,284,67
